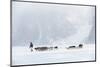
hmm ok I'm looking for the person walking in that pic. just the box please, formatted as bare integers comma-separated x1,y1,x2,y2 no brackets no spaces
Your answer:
29,42,33,52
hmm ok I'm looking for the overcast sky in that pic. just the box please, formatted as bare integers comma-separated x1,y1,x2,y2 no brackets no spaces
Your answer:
12,1,95,46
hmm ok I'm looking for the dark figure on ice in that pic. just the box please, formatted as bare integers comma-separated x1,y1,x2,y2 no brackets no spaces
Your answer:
29,42,33,52
79,44,83,48
54,46,58,49
68,46,76,49
35,47,48,51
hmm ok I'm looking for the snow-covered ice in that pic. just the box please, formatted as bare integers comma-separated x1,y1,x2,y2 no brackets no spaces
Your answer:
12,1,96,66
12,44,95,65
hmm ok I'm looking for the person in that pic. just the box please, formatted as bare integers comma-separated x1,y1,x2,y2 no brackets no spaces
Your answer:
29,42,33,52
79,44,83,48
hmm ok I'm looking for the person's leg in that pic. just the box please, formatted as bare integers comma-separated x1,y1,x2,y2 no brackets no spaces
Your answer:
31,48,33,52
